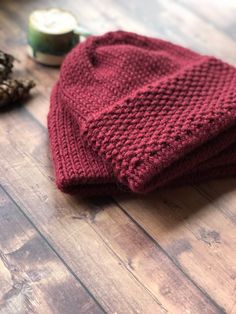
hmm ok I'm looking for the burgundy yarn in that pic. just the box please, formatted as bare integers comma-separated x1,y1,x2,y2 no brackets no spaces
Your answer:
48,31,236,195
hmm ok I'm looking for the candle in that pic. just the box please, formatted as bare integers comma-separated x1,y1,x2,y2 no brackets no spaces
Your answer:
27,8,90,66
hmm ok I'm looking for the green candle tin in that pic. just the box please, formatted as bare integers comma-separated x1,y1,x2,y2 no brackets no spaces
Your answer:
28,8,90,66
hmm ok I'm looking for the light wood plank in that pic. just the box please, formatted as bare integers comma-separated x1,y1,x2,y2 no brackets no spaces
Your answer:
0,186,103,314
175,0,236,40
115,185,236,313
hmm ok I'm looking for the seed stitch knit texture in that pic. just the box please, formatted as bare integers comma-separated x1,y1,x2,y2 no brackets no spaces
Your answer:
48,31,236,195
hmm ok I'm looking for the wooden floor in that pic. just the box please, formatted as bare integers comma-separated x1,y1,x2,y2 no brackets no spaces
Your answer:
0,0,236,313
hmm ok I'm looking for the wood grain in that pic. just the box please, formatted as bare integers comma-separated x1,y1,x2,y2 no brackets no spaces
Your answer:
0,109,223,313
115,186,236,313
0,111,166,313
0,186,103,314
0,0,236,313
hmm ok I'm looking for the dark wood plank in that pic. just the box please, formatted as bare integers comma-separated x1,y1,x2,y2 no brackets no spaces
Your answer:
0,186,104,314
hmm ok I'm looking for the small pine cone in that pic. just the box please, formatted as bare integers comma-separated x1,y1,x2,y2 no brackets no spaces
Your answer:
0,79,35,108
0,51,14,81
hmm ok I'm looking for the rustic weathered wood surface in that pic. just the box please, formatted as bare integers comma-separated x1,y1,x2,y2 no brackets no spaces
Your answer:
0,0,236,313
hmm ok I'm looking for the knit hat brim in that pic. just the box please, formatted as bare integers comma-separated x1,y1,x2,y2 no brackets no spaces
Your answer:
80,56,236,193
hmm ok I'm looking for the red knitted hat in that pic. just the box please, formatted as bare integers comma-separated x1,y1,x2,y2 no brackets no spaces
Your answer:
48,31,236,195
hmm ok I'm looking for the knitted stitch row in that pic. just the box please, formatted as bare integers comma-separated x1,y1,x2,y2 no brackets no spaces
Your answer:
48,31,236,195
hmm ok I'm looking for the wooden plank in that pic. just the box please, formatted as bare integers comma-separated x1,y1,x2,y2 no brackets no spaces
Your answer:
175,0,236,40
115,185,236,313
0,186,104,314
195,180,236,225
0,108,224,313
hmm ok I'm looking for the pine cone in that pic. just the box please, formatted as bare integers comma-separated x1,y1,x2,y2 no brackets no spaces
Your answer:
0,79,35,108
0,51,14,81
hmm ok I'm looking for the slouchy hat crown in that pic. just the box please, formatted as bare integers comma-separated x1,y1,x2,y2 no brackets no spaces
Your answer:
48,31,236,195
